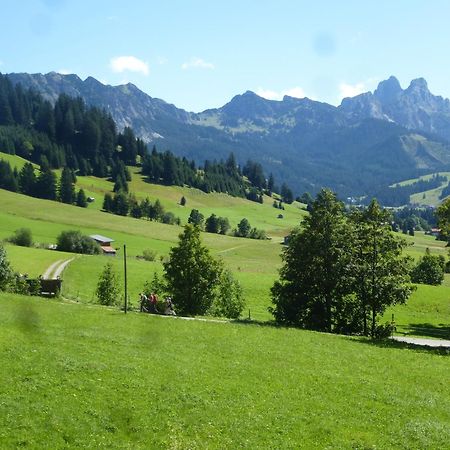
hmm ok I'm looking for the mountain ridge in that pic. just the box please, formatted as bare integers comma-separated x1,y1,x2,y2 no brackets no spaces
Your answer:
6,71,450,197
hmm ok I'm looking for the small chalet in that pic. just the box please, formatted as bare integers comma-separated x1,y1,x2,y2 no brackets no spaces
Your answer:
90,234,117,256
428,228,442,238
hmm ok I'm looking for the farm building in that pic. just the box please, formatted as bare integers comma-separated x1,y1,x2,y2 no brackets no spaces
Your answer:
426,228,442,238
90,234,117,256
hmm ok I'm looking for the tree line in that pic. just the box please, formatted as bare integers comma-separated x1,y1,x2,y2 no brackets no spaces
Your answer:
142,147,294,203
0,159,87,207
0,73,146,175
367,174,446,207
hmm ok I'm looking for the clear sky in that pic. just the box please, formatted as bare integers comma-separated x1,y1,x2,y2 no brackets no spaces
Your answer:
1,0,450,112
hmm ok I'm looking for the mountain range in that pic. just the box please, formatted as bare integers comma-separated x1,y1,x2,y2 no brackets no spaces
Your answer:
7,71,450,197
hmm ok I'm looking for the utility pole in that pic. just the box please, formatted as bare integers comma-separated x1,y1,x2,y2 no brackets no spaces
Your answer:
123,244,128,314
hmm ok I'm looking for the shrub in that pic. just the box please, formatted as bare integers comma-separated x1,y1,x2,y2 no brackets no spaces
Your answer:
56,230,101,255
0,244,14,291
372,322,396,340
209,269,245,319
411,250,445,285
9,228,33,247
142,249,157,262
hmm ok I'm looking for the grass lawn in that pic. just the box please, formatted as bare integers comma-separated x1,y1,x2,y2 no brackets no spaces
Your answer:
0,293,449,449
386,284,450,339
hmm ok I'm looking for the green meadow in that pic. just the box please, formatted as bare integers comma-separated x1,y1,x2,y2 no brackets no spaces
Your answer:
389,170,450,205
1,164,450,329
1,153,450,449
0,293,449,449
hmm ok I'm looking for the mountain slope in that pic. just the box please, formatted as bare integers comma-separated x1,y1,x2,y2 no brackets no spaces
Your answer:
7,72,450,196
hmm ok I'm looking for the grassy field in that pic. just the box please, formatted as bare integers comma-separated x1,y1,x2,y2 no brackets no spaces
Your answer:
388,170,450,205
0,151,39,171
2,185,450,329
74,165,307,237
0,187,285,321
0,292,449,449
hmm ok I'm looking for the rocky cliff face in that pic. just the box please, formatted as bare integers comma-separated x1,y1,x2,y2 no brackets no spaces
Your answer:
340,76,450,140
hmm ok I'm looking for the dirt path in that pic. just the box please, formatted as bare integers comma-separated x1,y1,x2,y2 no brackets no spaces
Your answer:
42,260,63,279
391,336,450,348
42,258,74,280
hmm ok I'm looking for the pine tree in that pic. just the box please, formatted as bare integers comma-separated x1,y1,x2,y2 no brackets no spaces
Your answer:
36,167,57,200
163,225,223,315
59,167,75,204
102,193,113,212
76,189,87,207
19,162,36,195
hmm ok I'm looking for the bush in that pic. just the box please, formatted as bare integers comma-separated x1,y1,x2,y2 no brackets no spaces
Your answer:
56,230,101,255
0,244,14,291
209,269,245,319
372,322,396,340
142,249,157,262
411,250,445,285
9,228,33,247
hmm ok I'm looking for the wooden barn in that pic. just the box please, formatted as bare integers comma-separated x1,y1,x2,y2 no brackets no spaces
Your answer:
90,234,117,256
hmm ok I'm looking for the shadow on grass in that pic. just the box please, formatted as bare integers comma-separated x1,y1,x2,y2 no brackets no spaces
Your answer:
232,318,282,328
398,323,450,340
354,336,450,355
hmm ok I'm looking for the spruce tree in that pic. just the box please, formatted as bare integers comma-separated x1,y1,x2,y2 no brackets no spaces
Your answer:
59,167,75,204
76,189,88,207
36,168,57,200
19,162,36,196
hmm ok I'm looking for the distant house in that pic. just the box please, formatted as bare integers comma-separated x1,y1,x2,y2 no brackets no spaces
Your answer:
90,234,117,256
427,228,442,238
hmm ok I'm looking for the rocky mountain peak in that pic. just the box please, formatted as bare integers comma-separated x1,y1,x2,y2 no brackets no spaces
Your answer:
407,77,429,92
374,75,402,103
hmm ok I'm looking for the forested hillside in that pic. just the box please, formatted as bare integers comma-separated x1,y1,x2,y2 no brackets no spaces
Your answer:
8,72,450,198
0,74,286,204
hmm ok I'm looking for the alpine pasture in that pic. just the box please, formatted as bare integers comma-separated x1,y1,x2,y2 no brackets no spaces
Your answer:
1,154,450,448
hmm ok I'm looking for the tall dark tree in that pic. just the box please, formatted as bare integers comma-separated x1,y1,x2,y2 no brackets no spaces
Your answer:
267,173,275,195
205,214,220,233
188,209,205,228
281,183,294,204
59,167,75,204
36,167,57,200
351,199,414,336
271,189,354,332
76,188,88,207
0,160,18,192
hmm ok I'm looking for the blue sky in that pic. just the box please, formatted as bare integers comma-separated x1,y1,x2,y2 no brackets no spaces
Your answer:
1,0,450,112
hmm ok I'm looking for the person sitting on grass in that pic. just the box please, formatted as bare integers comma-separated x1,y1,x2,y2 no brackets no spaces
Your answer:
139,293,148,312
165,296,176,316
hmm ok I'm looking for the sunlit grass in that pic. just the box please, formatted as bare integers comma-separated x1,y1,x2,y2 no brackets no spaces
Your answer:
0,292,448,449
